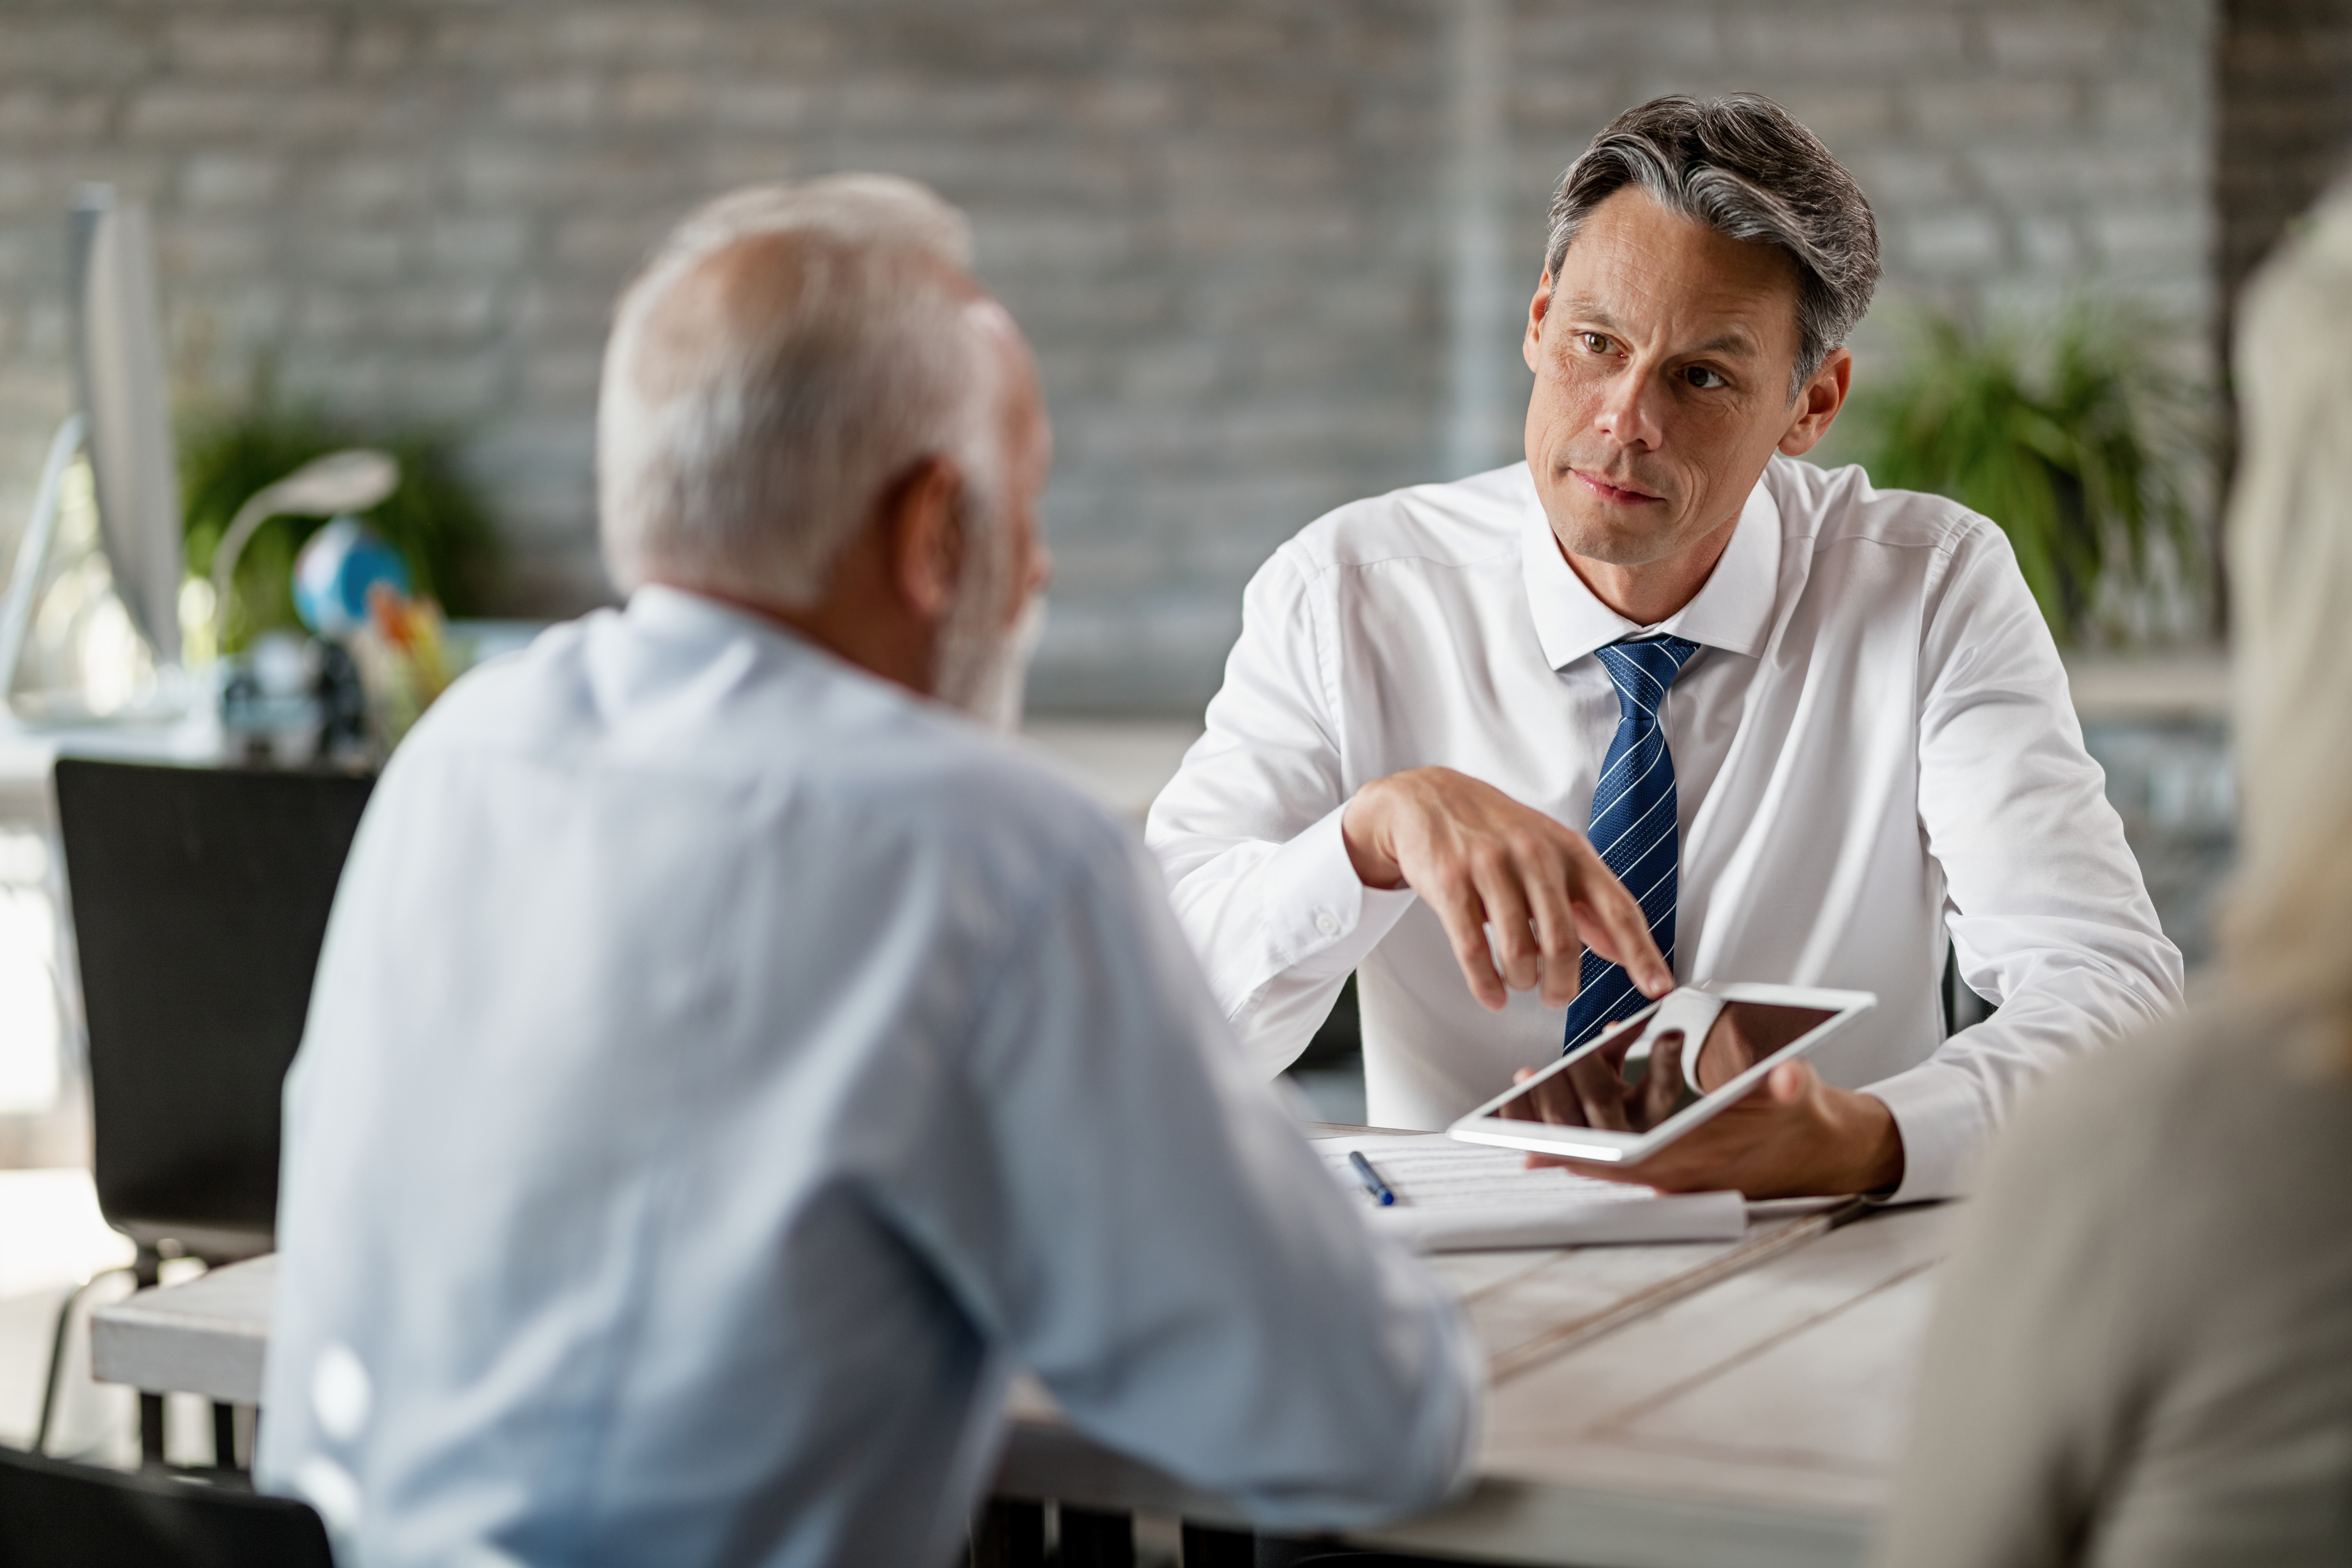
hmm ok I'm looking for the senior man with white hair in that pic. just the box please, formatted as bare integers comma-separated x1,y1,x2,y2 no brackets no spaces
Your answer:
257,177,1480,1567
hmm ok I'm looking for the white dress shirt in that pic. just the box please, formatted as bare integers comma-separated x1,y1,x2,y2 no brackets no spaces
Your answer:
1147,458,2183,1202
257,587,1480,1567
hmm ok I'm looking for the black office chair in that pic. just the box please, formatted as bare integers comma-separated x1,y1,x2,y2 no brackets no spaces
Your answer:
45,760,373,1468
0,1444,333,1567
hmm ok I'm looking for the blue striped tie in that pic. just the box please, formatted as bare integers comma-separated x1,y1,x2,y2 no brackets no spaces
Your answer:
1561,635,1702,1053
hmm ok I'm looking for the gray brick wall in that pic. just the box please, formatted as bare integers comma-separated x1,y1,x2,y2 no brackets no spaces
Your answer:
1461,0,2218,472
0,1,2218,713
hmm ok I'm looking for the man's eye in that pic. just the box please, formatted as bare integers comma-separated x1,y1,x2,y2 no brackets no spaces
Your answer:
1580,332,1613,355
1685,365,1728,390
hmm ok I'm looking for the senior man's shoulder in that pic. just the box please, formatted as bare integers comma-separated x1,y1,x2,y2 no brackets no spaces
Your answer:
405,604,1128,864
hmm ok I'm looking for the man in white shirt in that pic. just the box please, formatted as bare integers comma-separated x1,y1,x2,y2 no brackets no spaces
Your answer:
257,177,1480,1566
1149,94,2183,1204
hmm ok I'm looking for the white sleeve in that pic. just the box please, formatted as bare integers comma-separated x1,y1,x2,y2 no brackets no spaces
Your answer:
901,826,1482,1528
1870,522,2185,1201
1145,548,1416,1076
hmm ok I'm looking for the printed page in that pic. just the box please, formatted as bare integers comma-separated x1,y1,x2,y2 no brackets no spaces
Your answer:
1321,1132,1654,1210
1320,1133,1745,1251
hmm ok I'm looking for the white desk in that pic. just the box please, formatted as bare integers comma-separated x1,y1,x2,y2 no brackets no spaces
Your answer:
91,1143,1949,1568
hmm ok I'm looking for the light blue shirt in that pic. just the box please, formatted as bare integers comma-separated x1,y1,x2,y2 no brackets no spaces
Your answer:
257,587,1481,1567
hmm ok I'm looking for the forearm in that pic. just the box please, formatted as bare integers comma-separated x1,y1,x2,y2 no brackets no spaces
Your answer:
1868,959,2177,1200
1907,528,2186,1199
964,846,1483,1525
1154,804,1415,1074
1143,545,1428,1071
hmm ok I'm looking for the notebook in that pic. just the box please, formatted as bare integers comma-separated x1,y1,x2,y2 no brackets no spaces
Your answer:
1320,1133,1745,1252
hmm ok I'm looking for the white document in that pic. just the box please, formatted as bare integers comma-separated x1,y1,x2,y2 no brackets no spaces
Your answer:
1320,1134,1746,1253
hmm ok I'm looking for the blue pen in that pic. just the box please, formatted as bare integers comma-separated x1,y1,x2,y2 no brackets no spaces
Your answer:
1348,1150,1397,1207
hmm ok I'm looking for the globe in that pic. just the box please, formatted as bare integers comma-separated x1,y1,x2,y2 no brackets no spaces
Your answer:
292,516,413,640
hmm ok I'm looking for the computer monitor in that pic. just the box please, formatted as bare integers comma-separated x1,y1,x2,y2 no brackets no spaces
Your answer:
0,187,188,721
69,185,183,670
55,760,373,1258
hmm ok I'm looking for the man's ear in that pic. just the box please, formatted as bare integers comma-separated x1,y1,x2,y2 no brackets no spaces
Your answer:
1522,271,1555,374
880,456,966,622
1777,345,1853,458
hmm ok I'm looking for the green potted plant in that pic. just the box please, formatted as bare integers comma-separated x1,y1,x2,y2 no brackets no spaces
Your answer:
179,407,500,655
1848,303,2210,644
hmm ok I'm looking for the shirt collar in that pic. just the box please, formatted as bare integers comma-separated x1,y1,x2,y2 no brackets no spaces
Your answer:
1517,464,1782,671
625,583,857,676
629,581,790,640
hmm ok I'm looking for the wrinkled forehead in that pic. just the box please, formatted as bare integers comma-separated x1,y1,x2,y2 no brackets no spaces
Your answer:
1556,188,1804,361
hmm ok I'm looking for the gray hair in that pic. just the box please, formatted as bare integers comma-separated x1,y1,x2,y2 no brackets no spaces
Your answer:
598,175,996,606
1544,94,1880,399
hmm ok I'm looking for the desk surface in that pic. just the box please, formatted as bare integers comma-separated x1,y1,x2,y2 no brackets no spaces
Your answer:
92,1135,1949,1568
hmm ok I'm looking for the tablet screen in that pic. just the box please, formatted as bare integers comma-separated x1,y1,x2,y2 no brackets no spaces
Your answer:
1494,991,1835,1135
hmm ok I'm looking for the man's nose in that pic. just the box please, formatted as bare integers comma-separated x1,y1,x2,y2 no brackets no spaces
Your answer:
1593,366,1666,451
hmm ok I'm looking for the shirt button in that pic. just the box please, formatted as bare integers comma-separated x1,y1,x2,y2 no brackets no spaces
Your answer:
1314,911,1340,938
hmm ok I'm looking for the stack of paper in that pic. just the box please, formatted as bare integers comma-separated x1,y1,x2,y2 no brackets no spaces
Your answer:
1319,1133,1746,1252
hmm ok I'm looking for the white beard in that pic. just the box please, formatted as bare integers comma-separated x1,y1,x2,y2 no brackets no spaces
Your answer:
931,489,1042,733
930,463,1044,734
938,590,1044,734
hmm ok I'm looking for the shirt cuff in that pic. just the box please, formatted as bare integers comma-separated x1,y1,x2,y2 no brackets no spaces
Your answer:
1260,803,1418,978
1863,1063,1995,1204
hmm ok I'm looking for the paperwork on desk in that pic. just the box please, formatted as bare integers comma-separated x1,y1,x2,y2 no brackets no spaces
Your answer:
1320,1134,1745,1252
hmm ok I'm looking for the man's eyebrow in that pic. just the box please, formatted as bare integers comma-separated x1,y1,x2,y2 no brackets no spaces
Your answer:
1554,301,1767,360
1687,329,1764,357
1557,298,1620,331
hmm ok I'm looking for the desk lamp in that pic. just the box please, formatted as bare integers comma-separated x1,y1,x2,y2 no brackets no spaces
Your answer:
208,451,399,765
206,450,400,643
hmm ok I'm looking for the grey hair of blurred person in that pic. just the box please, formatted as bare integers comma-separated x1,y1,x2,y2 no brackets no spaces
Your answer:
2219,183,2352,1062
597,175,1007,624
1544,94,1881,400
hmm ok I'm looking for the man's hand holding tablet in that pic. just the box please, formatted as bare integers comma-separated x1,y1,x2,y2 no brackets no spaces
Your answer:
1545,1052,1906,1198
1454,985,1908,1200
1341,765,1909,1198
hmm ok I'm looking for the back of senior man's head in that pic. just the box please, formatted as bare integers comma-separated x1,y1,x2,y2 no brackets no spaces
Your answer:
598,176,997,607
2221,183,2352,1037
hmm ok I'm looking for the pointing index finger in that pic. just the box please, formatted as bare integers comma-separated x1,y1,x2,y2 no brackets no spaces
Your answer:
1566,838,1673,997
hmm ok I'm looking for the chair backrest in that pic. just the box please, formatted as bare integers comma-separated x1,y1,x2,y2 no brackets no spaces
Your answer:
0,1445,334,1567
55,760,373,1260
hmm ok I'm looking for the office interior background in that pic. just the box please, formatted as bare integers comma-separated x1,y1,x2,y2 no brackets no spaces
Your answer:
0,0,2341,1452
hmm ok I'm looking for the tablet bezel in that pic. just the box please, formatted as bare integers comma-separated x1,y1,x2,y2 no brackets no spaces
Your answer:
1446,982,1877,1166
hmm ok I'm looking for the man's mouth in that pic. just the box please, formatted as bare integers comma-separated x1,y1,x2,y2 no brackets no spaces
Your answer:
1569,468,1666,506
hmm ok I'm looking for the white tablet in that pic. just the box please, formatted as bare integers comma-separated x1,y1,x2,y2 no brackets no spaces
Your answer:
1448,983,1876,1166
